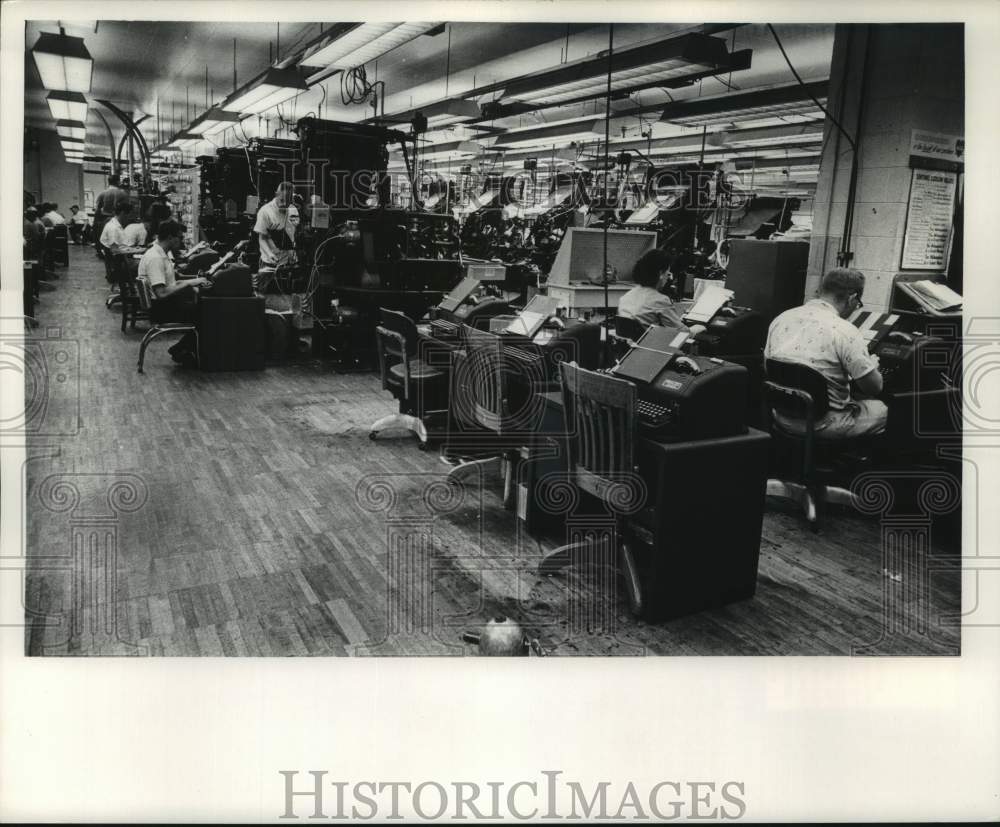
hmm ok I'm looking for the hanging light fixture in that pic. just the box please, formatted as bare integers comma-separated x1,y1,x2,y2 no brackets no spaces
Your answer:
220,67,308,115
187,107,242,136
299,22,441,71
60,137,85,153
46,91,88,122
56,119,87,140
30,30,93,93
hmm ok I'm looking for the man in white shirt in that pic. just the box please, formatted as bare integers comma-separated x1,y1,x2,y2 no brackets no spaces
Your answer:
137,219,208,365
41,203,66,226
764,267,886,439
253,181,297,268
122,218,148,248
99,201,133,253
617,249,690,330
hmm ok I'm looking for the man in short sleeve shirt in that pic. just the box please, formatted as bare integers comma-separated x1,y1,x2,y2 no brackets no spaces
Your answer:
764,267,886,438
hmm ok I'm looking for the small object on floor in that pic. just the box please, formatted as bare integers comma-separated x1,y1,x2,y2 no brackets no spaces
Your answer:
462,616,544,656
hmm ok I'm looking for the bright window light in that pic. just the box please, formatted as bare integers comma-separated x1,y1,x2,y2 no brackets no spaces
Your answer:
31,31,93,93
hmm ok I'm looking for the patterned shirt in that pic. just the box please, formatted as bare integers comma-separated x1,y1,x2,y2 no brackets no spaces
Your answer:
764,299,878,411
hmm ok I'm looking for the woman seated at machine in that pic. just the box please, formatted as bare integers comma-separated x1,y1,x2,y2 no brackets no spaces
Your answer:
617,248,690,330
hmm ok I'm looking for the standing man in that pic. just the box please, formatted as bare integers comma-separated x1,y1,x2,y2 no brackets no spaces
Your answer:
94,174,126,257
137,219,209,366
764,267,886,439
254,181,297,269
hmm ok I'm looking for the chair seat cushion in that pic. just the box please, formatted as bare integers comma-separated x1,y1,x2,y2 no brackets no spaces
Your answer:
389,359,444,381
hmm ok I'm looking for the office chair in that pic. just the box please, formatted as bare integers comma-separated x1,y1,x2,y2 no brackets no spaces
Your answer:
763,358,874,529
48,224,69,268
371,308,447,448
112,255,146,333
135,277,199,374
537,362,647,616
444,326,546,506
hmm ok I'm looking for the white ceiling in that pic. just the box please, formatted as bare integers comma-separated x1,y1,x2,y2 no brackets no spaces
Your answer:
24,20,834,189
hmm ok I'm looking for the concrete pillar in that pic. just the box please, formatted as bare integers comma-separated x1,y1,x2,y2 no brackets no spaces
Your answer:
808,24,964,311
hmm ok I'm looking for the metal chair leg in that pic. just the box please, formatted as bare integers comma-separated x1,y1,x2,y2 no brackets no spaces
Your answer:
620,541,644,617
538,539,593,576
138,326,191,373
445,455,502,487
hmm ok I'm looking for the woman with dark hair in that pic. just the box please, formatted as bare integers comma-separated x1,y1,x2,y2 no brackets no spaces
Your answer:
617,248,689,329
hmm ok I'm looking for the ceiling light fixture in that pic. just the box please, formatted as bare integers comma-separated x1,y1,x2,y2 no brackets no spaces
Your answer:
659,81,828,127
46,91,88,122
56,119,87,140
60,137,84,152
30,30,94,93
221,67,308,115
299,22,442,70
481,33,751,116
187,107,243,136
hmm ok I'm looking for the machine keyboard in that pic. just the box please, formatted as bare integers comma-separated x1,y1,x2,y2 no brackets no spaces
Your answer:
637,399,675,430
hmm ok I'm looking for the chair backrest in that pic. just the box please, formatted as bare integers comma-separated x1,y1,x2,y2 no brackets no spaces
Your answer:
614,315,648,343
764,358,830,421
559,362,639,505
375,308,417,396
135,277,155,312
460,326,507,433
378,307,418,353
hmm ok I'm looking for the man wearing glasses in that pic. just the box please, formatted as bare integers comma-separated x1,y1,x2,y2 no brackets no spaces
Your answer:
764,267,886,439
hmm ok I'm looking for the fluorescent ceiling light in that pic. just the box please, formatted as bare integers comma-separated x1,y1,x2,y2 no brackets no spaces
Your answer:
46,91,88,122
56,119,87,140
300,22,441,69
660,81,829,127
60,138,84,151
188,107,242,136
165,131,202,150
65,157,85,164
478,33,748,115
492,119,605,150
30,31,93,93
423,99,482,127
221,67,308,115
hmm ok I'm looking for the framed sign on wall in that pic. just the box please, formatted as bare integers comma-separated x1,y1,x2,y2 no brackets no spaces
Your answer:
900,168,958,271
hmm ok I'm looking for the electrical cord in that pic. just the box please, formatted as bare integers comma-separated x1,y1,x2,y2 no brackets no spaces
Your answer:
767,23,856,153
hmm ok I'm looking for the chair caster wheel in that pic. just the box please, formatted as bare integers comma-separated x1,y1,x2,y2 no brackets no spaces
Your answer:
369,431,378,441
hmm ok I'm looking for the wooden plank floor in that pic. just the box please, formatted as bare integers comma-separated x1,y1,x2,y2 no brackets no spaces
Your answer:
23,246,961,656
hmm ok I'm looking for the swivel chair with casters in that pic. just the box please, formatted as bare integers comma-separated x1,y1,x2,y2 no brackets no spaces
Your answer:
763,358,874,530
537,362,647,616
443,326,545,508
371,308,447,448
135,278,199,374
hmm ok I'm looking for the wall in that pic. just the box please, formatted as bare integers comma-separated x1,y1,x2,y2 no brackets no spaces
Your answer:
808,23,964,311
23,127,84,212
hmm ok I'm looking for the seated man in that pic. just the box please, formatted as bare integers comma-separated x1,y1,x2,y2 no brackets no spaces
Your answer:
764,267,886,439
99,200,133,254
67,205,87,244
137,219,209,366
617,248,690,330
122,215,148,248
42,203,66,226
